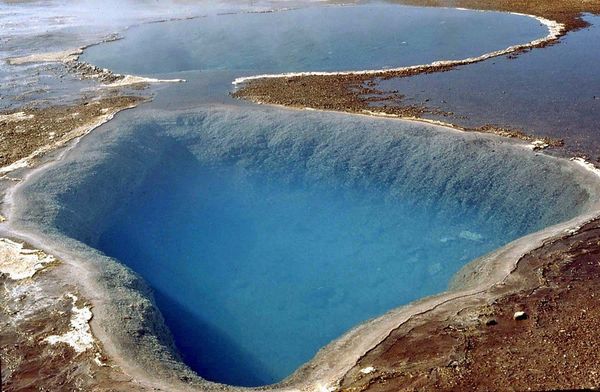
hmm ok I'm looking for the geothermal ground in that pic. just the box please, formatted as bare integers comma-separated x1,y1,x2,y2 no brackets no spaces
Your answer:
2,0,600,391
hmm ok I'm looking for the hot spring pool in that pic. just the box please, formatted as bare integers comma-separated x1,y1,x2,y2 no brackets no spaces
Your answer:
18,104,593,386
9,3,593,388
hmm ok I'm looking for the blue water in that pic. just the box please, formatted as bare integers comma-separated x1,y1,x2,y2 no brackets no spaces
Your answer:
83,105,588,386
64,3,576,387
97,126,507,385
82,4,547,76
373,14,600,158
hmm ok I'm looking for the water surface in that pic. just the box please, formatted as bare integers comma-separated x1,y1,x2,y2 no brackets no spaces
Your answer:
82,4,547,76
374,14,600,158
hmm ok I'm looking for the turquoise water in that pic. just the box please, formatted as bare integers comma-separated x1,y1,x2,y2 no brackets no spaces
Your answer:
74,105,587,386
25,101,590,387
98,154,499,386
47,3,578,387
96,113,513,385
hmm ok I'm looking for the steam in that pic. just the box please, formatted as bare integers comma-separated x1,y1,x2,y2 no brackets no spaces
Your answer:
1,0,260,36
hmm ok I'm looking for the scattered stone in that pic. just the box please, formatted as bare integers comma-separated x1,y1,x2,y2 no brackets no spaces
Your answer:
93,352,107,367
514,311,528,321
360,366,376,374
0,111,34,123
485,318,498,326
531,140,550,150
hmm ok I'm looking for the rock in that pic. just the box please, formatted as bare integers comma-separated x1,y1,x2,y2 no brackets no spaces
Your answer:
531,140,549,151
485,318,498,326
360,366,376,374
513,311,528,321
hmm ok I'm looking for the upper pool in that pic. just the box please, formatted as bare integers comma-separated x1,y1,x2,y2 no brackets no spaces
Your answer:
16,3,590,388
81,4,548,76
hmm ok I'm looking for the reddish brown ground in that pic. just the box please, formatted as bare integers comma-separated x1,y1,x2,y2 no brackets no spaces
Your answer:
0,96,143,169
391,0,600,32
339,219,600,391
0,268,148,392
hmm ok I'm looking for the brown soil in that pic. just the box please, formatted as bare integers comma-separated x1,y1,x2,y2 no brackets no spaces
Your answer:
233,76,428,116
0,268,149,392
339,218,600,391
0,96,144,169
390,0,600,32
232,76,562,146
